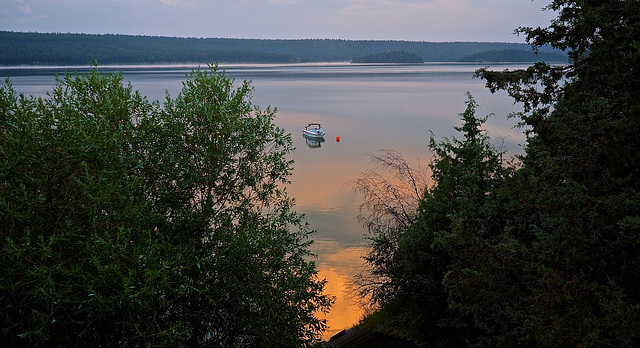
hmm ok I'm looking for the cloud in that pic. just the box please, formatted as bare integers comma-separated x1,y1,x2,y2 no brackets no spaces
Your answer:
15,0,36,16
19,4,36,16
0,0,556,42
267,0,298,5
159,0,196,8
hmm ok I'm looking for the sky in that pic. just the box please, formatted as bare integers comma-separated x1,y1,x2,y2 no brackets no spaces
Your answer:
2,0,557,42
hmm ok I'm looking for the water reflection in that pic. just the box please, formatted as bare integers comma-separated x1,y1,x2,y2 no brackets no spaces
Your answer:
248,64,527,340
1,63,528,341
303,134,326,148
315,244,369,338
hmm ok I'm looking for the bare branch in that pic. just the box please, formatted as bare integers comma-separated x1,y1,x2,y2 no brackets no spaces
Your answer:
348,150,430,235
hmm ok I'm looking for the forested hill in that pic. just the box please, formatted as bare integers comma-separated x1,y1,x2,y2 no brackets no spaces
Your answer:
0,31,567,65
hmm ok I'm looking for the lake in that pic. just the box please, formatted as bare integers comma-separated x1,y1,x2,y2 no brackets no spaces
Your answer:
1,62,527,339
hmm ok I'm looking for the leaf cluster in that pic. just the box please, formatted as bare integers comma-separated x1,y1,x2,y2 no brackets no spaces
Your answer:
353,1,640,346
0,64,332,346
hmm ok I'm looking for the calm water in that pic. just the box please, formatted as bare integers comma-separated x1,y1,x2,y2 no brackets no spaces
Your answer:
1,62,527,339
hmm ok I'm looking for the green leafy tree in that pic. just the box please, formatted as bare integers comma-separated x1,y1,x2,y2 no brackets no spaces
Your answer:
0,64,332,347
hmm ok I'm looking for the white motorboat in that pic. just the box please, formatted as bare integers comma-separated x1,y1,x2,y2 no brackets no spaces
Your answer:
303,123,325,138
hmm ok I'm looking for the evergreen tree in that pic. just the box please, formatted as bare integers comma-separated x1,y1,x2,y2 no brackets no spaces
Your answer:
354,1,640,346
355,94,509,346
476,1,640,345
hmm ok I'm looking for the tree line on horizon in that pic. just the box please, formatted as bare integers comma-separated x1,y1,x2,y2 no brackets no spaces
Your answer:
352,51,425,63
350,49,567,63
0,31,567,65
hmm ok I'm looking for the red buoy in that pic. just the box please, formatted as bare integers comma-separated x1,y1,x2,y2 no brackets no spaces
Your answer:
336,136,341,142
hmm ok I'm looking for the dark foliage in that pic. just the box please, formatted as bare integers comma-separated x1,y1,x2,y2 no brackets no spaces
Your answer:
0,31,566,65
0,64,333,346
354,1,640,346
458,49,568,63
352,51,424,63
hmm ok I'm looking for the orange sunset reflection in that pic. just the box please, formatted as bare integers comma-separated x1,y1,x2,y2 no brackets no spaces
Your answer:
313,245,369,340
281,117,432,341
266,70,527,341
284,131,374,341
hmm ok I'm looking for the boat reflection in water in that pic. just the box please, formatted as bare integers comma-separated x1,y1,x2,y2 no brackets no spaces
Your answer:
302,123,326,148
303,133,326,148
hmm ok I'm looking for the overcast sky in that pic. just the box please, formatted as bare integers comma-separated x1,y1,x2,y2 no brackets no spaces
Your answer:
2,0,556,42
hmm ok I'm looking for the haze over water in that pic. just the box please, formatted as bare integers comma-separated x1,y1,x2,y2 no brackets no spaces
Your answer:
2,62,527,339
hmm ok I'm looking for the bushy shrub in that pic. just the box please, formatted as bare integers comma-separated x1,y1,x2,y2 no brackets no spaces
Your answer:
0,64,332,347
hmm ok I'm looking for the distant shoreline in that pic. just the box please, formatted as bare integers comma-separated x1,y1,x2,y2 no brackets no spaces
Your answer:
0,31,567,66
